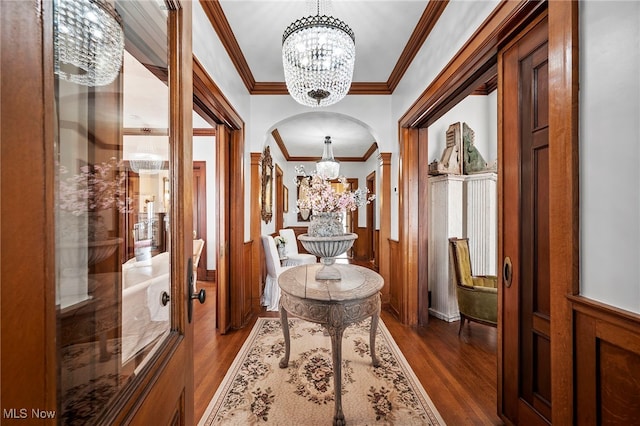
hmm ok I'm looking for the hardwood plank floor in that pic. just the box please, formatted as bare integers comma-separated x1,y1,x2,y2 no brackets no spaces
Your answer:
193,281,503,425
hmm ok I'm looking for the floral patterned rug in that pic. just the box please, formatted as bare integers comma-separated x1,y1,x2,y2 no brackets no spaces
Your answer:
199,317,446,425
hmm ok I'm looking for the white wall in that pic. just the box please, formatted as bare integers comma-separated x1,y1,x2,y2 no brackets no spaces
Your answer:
580,1,640,313
193,136,217,269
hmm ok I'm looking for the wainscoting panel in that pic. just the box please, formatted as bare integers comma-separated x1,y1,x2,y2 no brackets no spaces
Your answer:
572,296,640,425
388,239,400,316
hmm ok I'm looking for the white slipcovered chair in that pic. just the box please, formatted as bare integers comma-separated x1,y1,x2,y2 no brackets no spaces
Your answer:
261,235,294,311
279,228,316,266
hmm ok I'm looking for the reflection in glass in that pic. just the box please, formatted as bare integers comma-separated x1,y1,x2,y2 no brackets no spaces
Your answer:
55,1,170,423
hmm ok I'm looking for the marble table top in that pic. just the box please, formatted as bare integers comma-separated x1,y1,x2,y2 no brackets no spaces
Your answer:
278,263,383,302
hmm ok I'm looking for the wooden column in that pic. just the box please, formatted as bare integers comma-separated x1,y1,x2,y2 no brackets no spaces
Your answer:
250,152,263,313
378,153,392,305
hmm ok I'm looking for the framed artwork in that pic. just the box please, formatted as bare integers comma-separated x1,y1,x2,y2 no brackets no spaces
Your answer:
283,185,289,213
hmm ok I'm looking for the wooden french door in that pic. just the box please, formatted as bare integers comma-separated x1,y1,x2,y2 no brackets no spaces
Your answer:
1,1,195,424
500,13,550,426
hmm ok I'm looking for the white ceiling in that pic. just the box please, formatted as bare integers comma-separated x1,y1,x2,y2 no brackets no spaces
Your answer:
218,0,431,158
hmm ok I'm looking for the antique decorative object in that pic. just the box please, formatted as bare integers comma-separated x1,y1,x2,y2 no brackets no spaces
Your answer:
462,122,489,174
428,122,462,175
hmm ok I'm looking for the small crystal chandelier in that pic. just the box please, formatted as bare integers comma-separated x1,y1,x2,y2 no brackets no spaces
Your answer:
54,0,125,87
129,129,164,174
316,136,340,179
282,0,355,107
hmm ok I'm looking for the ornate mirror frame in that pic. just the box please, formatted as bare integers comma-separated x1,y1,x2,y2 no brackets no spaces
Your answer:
261,146,273,223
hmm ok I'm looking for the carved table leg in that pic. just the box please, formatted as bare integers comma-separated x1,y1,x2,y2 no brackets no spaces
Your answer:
279,305,290,369
328,325,346,426
370,296,381,367
370,315,380,368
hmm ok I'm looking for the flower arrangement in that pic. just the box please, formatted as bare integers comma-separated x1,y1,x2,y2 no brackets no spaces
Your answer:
295,166,375,214
58,157,130,216
274,235,287,247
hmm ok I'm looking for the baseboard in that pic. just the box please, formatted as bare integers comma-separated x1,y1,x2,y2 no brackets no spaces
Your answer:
428,308,460,322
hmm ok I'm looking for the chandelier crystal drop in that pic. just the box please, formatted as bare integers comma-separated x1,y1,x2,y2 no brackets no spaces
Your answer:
316,136,340,179
282,0,355,107
54,0,125,87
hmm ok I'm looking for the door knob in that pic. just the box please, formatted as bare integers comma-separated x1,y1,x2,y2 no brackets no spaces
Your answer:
161,291,170,306
503,256,513,288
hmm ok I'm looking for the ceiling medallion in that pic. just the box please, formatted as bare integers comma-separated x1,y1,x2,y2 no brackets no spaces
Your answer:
282,0,355,107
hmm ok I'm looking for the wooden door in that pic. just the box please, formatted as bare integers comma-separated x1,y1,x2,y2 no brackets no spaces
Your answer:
216,124,232,333
500,13,550,426
194,161,207,279
0,1,195,424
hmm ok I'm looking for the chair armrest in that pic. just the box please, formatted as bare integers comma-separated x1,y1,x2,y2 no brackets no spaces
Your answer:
472,275,498,288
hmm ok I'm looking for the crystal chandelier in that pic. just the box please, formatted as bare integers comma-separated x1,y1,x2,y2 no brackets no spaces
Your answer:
129,130,165,174
282,0,355,107
54,0,125,87
316,136,340,179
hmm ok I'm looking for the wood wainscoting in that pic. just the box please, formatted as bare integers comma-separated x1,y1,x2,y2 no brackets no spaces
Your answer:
388,239,400,316
571,295,640,424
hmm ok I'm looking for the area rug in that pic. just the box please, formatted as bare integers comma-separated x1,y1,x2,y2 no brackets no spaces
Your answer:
199,317,446,425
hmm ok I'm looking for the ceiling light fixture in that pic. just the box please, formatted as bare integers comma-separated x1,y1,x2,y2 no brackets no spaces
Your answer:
282,0,355,107
129,129,164,174
54,0,125,87
316,136,340,179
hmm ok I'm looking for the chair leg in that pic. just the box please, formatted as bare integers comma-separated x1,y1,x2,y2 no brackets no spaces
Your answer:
458,315,466,335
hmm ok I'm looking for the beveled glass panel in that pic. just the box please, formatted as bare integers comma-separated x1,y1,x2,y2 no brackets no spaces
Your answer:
55,0,171,422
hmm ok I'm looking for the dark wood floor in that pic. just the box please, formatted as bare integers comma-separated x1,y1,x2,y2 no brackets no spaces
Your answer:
193,280,504,425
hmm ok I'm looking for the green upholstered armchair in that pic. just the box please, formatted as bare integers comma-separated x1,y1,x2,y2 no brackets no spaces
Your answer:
448,238,498,334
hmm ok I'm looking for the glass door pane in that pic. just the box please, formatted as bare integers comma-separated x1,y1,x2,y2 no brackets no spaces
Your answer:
54,0,171,422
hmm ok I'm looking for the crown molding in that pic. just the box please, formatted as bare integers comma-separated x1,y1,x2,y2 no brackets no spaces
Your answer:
274,130,378,163
200,0,448,96
386,0,449,92
199,0,256,91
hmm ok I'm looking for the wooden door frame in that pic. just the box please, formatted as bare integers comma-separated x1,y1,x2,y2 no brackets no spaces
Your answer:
1,0,197,422
193,160,207,278
397,1,577,424
193,58,245,333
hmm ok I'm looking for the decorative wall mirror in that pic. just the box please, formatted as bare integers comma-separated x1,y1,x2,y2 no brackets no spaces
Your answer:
261,146,273,223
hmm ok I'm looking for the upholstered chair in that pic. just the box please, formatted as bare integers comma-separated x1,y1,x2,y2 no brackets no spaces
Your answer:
448,237,498,334
261,235,294,311
279,229,316,266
